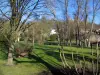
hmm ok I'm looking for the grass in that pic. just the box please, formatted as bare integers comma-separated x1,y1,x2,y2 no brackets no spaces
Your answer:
0,60,48,75
34,45,98,65
0,44,99,75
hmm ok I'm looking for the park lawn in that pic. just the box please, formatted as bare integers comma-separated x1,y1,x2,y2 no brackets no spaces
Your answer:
0,44,99,75
0,59,49,75
34,45,97,66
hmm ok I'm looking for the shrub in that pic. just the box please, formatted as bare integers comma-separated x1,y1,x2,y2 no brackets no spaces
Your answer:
14,41,33,57
44,41,59,45
0,42,7,59
49,34,58,41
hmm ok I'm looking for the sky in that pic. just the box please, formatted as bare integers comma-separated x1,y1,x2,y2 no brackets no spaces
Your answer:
0,0,100,24
55,0,100,24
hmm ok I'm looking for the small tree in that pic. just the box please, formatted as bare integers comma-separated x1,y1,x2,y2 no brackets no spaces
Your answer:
0,0,40,65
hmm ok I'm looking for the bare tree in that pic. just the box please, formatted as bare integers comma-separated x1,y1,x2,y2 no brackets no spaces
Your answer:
83,0,89,47
45,1,72,74
74,0,84,46
88,0,100,74
0,0,40,65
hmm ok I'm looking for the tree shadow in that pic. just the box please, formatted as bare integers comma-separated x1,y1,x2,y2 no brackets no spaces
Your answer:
14,54,65,75
14,58,38,64
45,50,98,63
34,45,98,63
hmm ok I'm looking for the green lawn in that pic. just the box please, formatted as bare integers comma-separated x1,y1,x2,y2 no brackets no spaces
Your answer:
0,44,99,75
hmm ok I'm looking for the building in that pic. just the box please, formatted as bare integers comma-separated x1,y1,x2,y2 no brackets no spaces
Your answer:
50,29,57,35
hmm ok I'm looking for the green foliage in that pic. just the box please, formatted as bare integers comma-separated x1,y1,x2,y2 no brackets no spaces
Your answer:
14,41,33,56
49,34,58,41
0,42,7,60
26,18,54,45
0,35,6,42
15,41,33,49
44,41,59,45
0,22,10,41
0,51,7,60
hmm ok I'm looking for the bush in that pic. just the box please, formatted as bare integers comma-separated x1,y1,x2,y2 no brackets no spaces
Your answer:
49,34,58,41
0,42,7,59
44,41,59,45
14,41,33,57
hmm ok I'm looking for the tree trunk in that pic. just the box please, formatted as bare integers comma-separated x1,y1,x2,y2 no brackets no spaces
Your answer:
32,26,35,46
17,36,20,42
96,42,99,75
17,32,21,42
76,33,78,45
85,39,87,47
69,39,72,46
88,41,91,47
33,37,34,46
6,44,14,66
77,27,80,46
